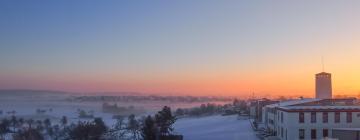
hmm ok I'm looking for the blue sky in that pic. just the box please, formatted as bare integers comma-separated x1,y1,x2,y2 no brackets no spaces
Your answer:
0,1,359,97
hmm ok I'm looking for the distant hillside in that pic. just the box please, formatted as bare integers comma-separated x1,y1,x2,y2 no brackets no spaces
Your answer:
0,89,70,96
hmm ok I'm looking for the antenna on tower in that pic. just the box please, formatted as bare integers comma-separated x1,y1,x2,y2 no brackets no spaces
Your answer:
321,56,325,72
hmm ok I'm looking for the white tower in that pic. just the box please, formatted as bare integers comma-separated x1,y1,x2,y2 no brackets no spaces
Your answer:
315,72,332,99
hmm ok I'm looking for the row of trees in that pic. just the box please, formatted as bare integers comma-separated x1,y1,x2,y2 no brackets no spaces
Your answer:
174,99,249,117
0,115,68,140
175,103,224,116
0,106,178,140
71,95,232,103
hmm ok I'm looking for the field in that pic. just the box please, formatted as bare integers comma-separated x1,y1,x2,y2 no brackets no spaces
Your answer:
175,115,259,140
0,92,256,140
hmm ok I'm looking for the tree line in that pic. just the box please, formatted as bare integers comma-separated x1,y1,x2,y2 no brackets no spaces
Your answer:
175,99,248,117
0,106,180,140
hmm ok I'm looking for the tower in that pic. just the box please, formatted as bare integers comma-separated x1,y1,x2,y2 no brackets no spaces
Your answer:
315,72,332,99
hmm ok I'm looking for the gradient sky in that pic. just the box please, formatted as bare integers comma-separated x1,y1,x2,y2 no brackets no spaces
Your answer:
0,1,360,97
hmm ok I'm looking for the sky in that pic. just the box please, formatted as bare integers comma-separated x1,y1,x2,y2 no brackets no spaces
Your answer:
0,0,360,97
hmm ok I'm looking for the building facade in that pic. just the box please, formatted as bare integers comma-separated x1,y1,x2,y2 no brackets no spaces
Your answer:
249,99,278,122
263,98,360,140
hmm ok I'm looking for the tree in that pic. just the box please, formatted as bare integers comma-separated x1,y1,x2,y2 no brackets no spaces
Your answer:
0,119,10,139
47,127,54,139
233,99,239,106
11,115,17,132
60,116,68,128
36,120,44,132
44,118,51,129
155,106,176,136
68,118,107,140
141,115,157,140
127,114,140,140
52,125,62,140
93,118,107,139
18,118,24,127
175,108,184,116
13,128,44,140
109,116,127,140
26,119,34,129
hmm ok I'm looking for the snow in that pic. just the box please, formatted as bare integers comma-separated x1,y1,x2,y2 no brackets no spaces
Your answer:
280,105,360,110
174,115,259,140
0,95,230,127
265,98,321,108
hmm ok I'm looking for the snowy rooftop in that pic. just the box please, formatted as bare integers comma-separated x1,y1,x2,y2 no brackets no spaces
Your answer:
332,128,360,131
265,98,321,108
279,105,360,110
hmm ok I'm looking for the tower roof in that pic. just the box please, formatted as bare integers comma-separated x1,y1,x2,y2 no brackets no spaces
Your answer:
316,72,331,75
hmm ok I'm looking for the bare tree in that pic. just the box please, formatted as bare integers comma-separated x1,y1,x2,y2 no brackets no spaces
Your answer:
127,114,141,140
108,116,127,140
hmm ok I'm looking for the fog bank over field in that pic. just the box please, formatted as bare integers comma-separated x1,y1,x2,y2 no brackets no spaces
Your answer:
0,89,232,125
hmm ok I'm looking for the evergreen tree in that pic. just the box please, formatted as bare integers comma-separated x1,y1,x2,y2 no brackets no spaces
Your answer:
93,118,107,139
67,118,107,140
60,116,68,128
0,119,10,139
13,128,44,140
155,106,176,136
141,115,157,140
26,119,34,129
44,118,51,129
47,127,54,139
36,120,44,132
18,118,24,127
10,115,17,132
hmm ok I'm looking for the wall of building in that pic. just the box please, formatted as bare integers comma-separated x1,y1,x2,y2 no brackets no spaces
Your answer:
278,111,360,140
332,130,360,140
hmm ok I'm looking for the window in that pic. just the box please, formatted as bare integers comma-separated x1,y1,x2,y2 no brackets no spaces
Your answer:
278,112,280,121
323,129,328,138
311,112,316,123
281,112,284,123
299,112,304,123
299,129,305,139
347,112,352,123
269,119,274,124
281,127,283,138
335,112,340,123
311,129,316,139
322,112,328,123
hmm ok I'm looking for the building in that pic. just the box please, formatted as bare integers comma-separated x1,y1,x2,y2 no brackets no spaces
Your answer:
262,98,360,140
262,98,321,135
315,72,332,99
249,98,279,122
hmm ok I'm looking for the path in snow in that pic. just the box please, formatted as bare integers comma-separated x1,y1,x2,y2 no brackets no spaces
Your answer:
174,115,259,140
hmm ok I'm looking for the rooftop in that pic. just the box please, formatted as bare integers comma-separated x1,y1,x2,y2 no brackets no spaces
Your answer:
316,72,331,75
333,128,360,131
265,98,321,108
279,105,360,110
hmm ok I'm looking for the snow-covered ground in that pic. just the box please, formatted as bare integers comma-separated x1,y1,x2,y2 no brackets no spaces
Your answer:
175,115,259,140
0,94,230,127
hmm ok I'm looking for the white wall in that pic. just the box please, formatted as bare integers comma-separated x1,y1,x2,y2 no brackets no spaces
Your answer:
277,111,360,140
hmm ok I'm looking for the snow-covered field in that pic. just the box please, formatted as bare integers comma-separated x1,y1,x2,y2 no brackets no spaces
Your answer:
1,92,250,140
0,94,230,126
175,115,259,140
